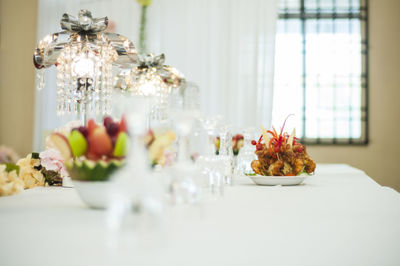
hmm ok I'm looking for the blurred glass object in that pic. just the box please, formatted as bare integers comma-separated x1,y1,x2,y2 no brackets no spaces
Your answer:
167,83,202,205
217,125,234,186
107,93,164,231
197,156,225,197
198,115,222,156
115,53,186,127
234,128,257,178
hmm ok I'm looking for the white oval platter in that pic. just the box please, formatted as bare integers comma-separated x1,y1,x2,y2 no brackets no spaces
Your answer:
248,175,308,186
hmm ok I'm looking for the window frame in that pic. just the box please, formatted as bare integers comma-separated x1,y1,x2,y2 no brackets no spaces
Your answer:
277,0,369,145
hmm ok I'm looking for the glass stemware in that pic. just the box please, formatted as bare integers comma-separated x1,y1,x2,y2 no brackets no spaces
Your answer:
195,117,225,197
234,127,257,179
167,83,202,205
197,155,224,197
217,125,234,185
198,115,222,156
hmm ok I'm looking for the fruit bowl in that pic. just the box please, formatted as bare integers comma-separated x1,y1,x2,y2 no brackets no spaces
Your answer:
72,180,114,209
65,159,124,209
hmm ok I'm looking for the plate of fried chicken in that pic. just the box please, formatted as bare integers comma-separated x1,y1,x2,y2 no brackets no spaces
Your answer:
248,118,316,186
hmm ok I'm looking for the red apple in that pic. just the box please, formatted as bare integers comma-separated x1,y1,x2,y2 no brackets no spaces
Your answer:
86,150,101,160
87,119,98,136
119,115,128,132
47,133,73,161
88,127,113,156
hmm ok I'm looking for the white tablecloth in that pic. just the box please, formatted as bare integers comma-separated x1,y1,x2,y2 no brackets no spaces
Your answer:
1,164,399,266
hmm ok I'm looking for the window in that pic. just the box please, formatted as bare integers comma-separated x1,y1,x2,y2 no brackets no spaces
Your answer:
272,0,368,144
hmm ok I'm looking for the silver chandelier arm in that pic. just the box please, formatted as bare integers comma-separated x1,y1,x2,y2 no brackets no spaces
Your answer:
103,32,139,68
33,31,70,69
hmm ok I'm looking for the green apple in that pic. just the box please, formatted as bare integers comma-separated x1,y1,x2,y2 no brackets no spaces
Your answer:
68,130,88,157
113,132,129,157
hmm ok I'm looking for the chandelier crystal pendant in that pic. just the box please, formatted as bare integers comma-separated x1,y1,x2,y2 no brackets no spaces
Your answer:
115,53,186,121
34,10,138,122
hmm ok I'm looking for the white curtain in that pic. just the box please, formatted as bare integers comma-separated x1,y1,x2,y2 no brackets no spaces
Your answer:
34,0,277,150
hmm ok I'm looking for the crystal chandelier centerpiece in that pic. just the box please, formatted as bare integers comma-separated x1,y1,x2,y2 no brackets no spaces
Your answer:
115,53,186,121
34,10,138,122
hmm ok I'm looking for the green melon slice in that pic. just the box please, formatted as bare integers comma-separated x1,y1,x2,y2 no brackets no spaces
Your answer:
65,159,125,182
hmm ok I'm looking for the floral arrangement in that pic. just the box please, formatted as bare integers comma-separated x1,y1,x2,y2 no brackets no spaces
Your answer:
17,153,45,188
39,149,68,185
0,149,68,196
0,145,20,164
0,164,24,196
214,134,244,156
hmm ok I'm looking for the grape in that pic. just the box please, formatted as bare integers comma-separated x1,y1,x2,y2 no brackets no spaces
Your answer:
110,135,118,147
103,116,113,127
106,122,119,137
77,126,88,138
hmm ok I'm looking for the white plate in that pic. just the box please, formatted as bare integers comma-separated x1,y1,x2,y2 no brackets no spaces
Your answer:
248,175,307,186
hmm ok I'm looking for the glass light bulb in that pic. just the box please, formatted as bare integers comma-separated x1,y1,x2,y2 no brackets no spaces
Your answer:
135,79,159,96
72,55,95,77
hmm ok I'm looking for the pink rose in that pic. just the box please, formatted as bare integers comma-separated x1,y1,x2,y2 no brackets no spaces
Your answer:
39,149,68,177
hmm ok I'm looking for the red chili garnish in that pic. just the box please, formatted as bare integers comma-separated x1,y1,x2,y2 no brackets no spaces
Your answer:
256,114,295,155
251,140,257,145
257,135,263,145
274,145,280,153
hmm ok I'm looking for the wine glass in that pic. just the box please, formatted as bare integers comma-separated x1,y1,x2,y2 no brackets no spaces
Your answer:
198,114,222,156
196,155,224,197
216,124,234,185
234,127,257,180
167,83,202,205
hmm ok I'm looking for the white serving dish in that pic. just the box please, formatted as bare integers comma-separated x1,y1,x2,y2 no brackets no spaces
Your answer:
73,180,113,209
248,175,308,186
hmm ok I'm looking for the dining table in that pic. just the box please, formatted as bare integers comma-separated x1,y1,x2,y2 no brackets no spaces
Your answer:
1,164,399,266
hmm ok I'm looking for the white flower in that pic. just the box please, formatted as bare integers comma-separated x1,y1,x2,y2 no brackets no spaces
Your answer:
17,154,44,189
0,165,24,196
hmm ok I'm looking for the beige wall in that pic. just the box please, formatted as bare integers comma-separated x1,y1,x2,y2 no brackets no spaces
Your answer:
0,0,399,190
0,0,38,156
308,0,400,191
